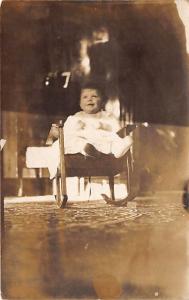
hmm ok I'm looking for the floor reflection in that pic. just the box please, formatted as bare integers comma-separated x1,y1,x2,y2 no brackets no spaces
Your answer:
2,193,189,299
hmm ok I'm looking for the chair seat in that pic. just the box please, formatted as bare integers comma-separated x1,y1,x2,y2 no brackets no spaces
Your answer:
64,153,128,177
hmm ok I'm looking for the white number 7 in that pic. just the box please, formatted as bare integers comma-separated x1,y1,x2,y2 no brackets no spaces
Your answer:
61,72,71,88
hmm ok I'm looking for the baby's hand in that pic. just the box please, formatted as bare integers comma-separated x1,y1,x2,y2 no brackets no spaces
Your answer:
76,120,85,129
94,121,103,129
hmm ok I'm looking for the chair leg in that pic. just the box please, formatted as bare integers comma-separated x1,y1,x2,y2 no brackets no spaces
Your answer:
55,175,68,208
55,175,60,201
109,176,115,201
57,122,68,208
102,151,137,206
126,157,131,195
126,150,138,200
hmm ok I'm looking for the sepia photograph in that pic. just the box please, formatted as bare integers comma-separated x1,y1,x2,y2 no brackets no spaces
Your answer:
1,0,189,299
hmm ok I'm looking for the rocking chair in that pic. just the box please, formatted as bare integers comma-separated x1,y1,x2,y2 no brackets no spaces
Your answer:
52,121,136,208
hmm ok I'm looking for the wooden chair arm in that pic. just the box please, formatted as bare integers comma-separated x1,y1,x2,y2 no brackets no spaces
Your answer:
117,127,127,138
117,124,137,137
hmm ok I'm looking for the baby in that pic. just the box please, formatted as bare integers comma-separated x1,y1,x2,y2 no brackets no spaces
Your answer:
48,84,133,178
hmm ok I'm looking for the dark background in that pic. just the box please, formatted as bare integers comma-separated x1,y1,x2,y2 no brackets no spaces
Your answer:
2,0,189,124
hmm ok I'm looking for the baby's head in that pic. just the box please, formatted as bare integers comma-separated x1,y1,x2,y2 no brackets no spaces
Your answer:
80,84,104,114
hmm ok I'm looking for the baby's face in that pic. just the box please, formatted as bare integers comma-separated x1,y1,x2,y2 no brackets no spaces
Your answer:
80,88,102,114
